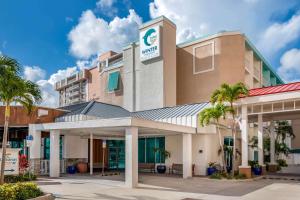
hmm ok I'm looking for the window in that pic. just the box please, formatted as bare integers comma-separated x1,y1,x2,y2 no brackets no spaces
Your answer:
224,137,234,146
107,71,120,92
138,137,165,164
42,136,64,160
193,41,215,74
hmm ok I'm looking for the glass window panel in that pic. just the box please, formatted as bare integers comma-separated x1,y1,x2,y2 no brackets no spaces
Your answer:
138,138,146,163
146,138,155,163
155,137,165,163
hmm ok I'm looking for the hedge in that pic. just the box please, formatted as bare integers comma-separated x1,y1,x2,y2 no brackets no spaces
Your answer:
0,182,43,200
4,173,37,183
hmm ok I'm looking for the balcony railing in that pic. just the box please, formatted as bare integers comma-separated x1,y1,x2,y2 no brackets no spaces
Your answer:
40,159,66,175
55,70,88,90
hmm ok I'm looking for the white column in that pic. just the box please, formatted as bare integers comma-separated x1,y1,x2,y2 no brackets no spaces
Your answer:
241,105,249,167
125,127,138,188
270,121,276,164
258,114,264,165
182,133,192,178
90,133,93,175
29,124,41,159
50,130,60,177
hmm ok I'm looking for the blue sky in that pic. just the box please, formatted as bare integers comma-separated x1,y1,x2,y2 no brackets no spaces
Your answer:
0,0,151,75
1,0,300,107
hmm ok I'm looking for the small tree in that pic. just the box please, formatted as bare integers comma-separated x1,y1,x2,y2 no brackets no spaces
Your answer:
153,148,171,164
210,82,248,175
199,104,230,171
0,55,42,184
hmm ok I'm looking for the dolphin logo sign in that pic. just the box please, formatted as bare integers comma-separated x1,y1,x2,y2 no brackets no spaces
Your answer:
143,28,157,46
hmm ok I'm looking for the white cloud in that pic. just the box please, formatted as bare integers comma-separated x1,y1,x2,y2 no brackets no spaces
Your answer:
76,57,98,70
258,13,300,56
277,48,300,82
24,66,46,82
96,0,115,9
48,66,77,85
149,0,299,52
68,9,142,59
96,0,118,17
36,80,59,108
23,66,78,108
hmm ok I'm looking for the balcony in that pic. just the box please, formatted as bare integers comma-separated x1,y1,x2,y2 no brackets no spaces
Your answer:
245,59,251,73
69,90,80,98
55,70,88,90
253,67,260,81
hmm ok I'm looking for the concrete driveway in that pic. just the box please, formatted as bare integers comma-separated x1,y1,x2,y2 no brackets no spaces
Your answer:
36,174,300,200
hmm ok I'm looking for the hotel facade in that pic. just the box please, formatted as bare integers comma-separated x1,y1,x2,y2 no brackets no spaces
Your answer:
23,16,300,187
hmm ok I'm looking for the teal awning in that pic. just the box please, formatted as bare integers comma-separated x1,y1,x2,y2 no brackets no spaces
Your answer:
108,71,120,91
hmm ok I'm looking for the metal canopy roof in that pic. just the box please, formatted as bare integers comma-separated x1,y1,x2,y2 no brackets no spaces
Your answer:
57,101,209,127
132,102,209,121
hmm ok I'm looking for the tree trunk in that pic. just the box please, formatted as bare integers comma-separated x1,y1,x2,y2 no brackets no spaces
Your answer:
230,103,236,176
0,104,10,184
216,124,226,171
232,129,236,176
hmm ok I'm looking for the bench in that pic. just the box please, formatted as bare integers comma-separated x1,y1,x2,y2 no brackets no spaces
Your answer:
169,163,195,176
138,163,155,173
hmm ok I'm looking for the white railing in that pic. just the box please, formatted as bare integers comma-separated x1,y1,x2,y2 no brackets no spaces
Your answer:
40,159,66,175
40,160,49,175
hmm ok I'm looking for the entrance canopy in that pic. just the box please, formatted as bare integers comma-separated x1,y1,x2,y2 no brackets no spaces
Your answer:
239,82,300,122
33,101,211,135
237,82,300,176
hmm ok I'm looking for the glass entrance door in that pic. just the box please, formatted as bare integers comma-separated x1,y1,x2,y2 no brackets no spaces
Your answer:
107,140,125,170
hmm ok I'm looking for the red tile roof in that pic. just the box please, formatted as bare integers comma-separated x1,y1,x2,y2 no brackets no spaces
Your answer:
248,82,300,97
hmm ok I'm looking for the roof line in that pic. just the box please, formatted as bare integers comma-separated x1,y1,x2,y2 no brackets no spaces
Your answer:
250,81,300,91
81,101,95,115
244,37,284,84
132,102,209,113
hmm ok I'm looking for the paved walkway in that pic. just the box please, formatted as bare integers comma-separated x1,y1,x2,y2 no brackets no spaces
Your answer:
36,174,300,200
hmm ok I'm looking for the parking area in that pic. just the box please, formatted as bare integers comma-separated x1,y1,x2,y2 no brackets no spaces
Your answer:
36,174,300,200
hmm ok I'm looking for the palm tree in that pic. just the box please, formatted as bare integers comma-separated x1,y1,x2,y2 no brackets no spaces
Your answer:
210,82,248,175
199,104,229,170
0,55,42,184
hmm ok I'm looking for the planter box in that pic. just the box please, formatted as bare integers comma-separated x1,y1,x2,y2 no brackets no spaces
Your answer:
30,194,55,200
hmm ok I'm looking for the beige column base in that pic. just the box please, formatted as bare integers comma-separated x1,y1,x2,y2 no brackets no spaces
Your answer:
239,166,251,179
261,165,267,175
268,164,278,172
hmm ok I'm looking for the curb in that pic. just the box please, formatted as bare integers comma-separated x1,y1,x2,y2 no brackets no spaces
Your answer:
30,194,55,200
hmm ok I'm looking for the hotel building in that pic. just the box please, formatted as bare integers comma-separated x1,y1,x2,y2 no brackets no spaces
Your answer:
24,16,300,187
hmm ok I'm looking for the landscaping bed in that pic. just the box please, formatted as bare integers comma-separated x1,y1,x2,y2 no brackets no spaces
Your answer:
0,173,52,200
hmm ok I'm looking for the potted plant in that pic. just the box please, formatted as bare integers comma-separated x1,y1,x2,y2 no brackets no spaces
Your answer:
252,163,262,176
76,161,88,173
66,158,77,174
207,162,217,176
153,148,171,174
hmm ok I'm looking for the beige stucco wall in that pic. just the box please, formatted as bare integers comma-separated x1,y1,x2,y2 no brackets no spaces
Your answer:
176,34,246,104
87,66,124,106
64,135,88,159
88,67,101,101
292,119,300,149
162,19,177,107
165,135,183,168
165,130,238,176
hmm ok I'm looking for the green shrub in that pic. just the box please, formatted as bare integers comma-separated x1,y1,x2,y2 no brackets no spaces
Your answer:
276,159,288,167
248,160,258,168
0,182,43,200
234,173,246,179
209,172,222,179
4,173,37,183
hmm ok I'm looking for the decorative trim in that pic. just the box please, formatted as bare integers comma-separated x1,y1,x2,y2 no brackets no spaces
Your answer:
193,41,215,75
